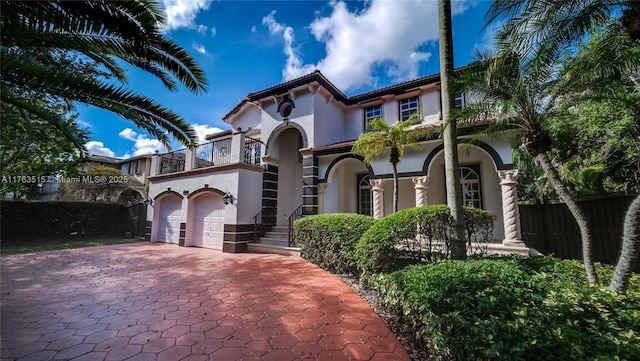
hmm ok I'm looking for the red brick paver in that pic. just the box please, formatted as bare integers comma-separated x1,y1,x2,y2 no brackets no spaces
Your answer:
0,243,410,360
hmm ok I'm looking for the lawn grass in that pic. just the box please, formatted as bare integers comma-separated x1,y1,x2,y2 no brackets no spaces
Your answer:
0,237,145,255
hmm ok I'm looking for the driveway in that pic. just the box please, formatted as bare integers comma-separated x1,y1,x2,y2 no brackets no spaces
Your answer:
0,243,410,361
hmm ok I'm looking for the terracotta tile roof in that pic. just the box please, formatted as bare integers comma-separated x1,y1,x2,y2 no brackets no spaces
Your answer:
222,64,478,123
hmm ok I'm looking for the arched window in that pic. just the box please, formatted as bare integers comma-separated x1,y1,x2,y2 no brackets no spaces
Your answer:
460,166,482,208
358,175,372,216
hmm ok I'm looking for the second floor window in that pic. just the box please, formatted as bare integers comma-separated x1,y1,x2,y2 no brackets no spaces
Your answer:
454,92,465,109
364,105,382,131
399,96,419,121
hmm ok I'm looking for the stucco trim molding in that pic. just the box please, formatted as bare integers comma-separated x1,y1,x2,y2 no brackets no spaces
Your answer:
187,187,226,199
423,141,513,175
153,190,184,201
319,154,373,182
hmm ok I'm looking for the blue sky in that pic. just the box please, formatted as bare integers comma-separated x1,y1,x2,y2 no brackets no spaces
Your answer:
81,0,497,159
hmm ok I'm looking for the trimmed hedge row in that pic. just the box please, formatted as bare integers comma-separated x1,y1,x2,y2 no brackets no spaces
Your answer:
294,213,375,275
355,205,496,276
370,257,640,360
1,200,128,239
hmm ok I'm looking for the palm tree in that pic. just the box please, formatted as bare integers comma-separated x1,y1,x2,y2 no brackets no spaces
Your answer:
438,0,467,260
0,0,208,151
456,51,599,285
352,115,434,213
486,0,640,292
486,0,640,69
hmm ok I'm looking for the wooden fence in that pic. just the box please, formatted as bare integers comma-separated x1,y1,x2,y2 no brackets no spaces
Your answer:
520,194,638,272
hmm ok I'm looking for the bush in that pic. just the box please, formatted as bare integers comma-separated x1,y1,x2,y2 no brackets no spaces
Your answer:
355,205,496,276
294,213,375,275
371,256,640,360
0,200,128,239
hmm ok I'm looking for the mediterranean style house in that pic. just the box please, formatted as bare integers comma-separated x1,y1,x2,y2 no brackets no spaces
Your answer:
146,70,528,255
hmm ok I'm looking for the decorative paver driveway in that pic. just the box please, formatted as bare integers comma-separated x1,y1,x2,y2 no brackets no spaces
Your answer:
1,243,410,361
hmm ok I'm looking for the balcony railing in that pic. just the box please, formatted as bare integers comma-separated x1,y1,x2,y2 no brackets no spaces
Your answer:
244,136,261,165
194,137,232,168
158,151,186,174
152,132,263,176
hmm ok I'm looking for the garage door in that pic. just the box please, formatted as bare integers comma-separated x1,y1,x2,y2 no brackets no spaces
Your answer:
157,196,182,243
190,193,225,250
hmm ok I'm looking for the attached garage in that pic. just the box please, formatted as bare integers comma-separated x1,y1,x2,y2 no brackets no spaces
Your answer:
156,195,182,244
189,193,225,250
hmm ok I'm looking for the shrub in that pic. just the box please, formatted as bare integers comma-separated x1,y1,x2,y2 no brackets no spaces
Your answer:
355,205,496,277
371,256,640,360
0,200,128,239
294,213,375,275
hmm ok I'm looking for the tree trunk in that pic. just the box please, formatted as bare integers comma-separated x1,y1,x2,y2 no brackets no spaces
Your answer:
609,195,640,294
439,0,466,260
392,161,399,213
535,152,599,285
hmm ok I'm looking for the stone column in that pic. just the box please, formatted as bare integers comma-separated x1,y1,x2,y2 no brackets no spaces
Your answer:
371,179,385,220
498,170,525,246
412,176,429,207
317,183,328,214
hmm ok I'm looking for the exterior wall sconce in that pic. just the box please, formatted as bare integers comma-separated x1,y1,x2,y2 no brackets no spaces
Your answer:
223,192,234,205
182,190,189,196
143,198,154,206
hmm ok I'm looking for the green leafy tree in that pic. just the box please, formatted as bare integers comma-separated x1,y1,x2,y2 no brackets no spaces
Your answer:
0,0,207,149
352,115,434,213
1,102,88,199
66,166,139,202
438,0,467,260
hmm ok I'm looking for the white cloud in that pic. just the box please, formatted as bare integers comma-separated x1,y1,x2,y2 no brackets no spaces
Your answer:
263,0,472,91
474,21,502,54
118,128,138,141
85,141,115,157
161,0,213,31
118,128,168,156
192,42,207,55
77,119,91,129
251,25,257,33
210,27,217,37
197,24,208,35
192,124,225,144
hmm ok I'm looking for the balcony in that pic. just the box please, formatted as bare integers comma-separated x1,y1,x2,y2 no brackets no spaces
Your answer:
152,132,264,176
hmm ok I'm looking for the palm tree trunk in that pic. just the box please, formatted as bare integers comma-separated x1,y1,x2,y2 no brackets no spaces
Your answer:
536,152,599,285
392,162,399,213
439,0,466,260
609,195,640,294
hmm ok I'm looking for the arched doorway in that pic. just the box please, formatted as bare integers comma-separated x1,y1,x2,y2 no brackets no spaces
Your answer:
323,156,371,214
269,127,304,225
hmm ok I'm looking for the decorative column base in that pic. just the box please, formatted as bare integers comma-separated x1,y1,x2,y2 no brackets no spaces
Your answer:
412,176,429,207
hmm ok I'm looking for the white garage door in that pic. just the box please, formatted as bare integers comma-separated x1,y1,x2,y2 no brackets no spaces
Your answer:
190,194,225,250
157,196,182,243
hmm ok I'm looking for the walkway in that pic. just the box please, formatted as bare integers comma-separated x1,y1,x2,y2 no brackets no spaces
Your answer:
0,243,410,361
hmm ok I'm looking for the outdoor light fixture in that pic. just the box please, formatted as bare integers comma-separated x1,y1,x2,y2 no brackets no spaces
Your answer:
142,198,154,206
182,190,189,196
223,192,234,205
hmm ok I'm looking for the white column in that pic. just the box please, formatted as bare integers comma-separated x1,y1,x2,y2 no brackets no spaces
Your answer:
230,130,245,164
498,170,525,246
371,179,385,220
317,183,328,214
412,176,429,207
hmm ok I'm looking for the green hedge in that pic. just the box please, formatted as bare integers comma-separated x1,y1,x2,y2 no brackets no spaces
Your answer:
1,200,127,239
371,256,640,360
355,205,496,276
294,213,375,275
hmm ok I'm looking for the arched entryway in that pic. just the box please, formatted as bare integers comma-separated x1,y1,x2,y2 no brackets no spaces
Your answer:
323,156,371,214
269,127,304,225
